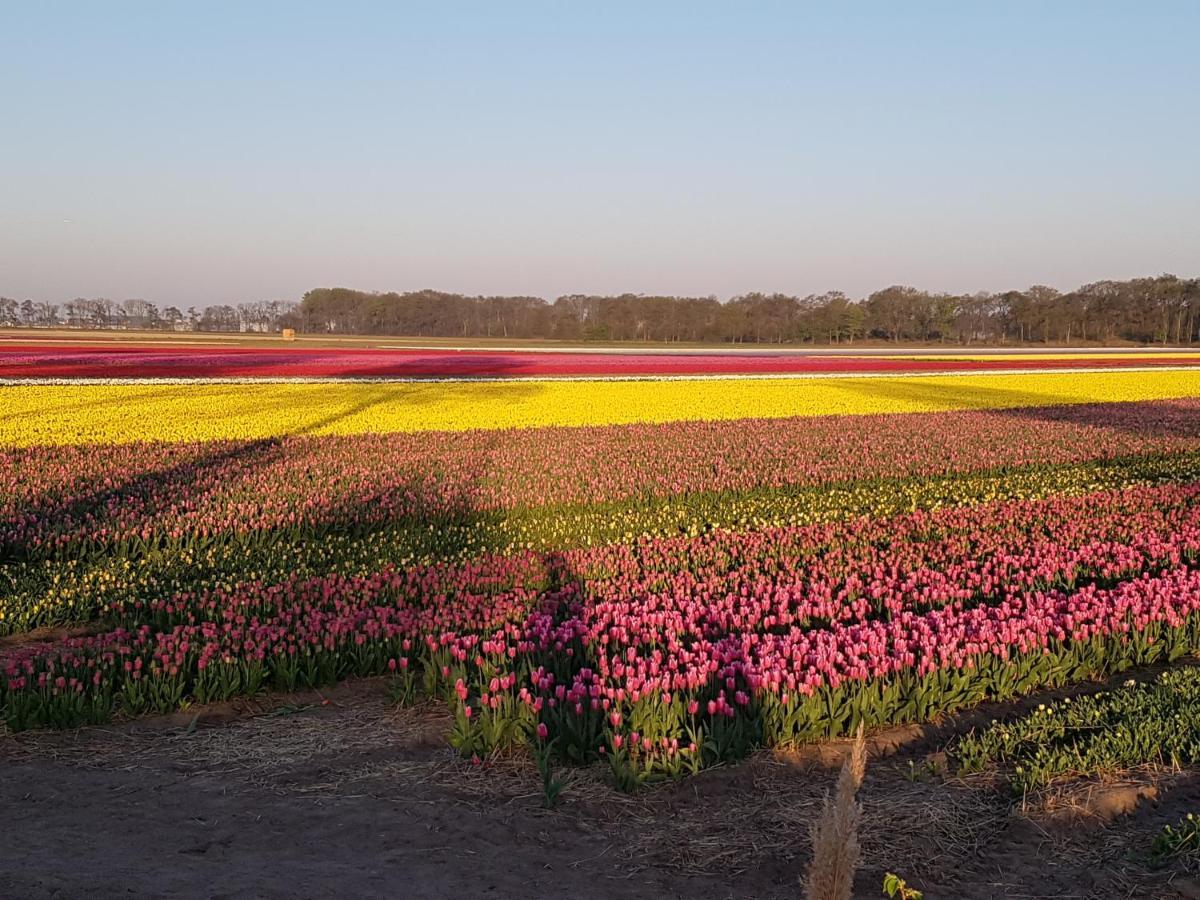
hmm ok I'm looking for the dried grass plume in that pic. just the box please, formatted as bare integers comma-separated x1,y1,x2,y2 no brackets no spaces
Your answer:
805,723,867,900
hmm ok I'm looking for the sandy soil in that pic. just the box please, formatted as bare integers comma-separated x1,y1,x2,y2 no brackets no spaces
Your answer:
2,679,1199,900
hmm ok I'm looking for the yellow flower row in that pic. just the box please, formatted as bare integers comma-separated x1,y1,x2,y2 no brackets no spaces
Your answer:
5,369,1200,446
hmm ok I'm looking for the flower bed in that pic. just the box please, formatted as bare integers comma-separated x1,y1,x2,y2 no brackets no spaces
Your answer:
6,370,1200,445
5,343,1200,380
7,482,1200,787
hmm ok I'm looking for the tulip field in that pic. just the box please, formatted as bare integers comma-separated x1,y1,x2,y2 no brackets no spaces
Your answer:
7,344,1200,794
6,342,1200,379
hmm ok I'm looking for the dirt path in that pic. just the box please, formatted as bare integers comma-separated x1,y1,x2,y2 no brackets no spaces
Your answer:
0,689,732,900
1,681,1197,899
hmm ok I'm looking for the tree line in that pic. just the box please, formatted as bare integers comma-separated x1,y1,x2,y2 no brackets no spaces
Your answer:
298,275,1200,344
0,297,299,334
3,273,1199,344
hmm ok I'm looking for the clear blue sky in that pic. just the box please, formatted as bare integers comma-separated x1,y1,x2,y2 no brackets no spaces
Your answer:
2,2,1197,307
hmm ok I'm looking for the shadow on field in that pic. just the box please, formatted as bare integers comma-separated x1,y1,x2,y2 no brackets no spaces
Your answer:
0,366,548,606
0,438,286,564
995,397,1200,438
1,418,565,647
829,375,1076,412
831,375,1200,440
1,348,572,379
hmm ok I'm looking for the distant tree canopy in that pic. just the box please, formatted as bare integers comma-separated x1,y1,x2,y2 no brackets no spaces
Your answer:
4,274,1199,343
297,275,1200,344
0,297,299,334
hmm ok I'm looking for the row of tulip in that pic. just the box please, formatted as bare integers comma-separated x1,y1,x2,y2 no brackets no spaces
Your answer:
6,481,1200,784
5,369,1200,445
103,480,1200,636
7,343,1199,379
1152,813,1200,863
6,398,1200,562
955,666,1200,793
6,558,1200,769
5,451,1199,635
